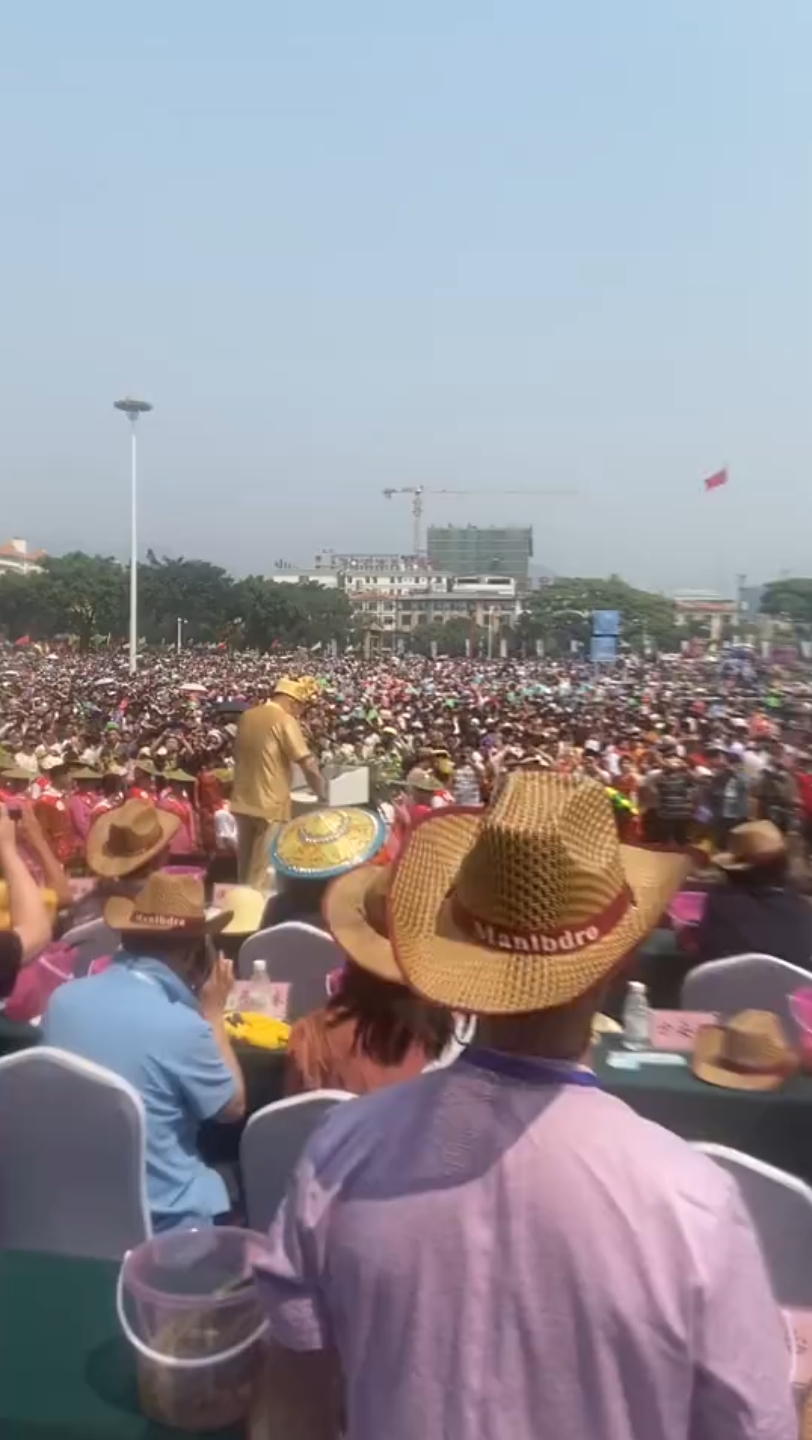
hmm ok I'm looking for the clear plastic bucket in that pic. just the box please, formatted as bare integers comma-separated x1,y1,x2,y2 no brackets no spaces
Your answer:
117,1227,272,1432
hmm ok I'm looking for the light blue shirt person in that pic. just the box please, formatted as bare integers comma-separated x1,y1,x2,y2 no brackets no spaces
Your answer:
45,955,236,1229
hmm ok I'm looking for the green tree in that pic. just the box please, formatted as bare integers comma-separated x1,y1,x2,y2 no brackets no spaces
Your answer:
37,553,128,647
0,570,45,640
139,553,238,644
760,579,812,627
519,577,679,656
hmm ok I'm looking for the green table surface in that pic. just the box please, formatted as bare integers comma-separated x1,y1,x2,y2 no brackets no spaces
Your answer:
0,1250,244,1440
596,1038,812,1183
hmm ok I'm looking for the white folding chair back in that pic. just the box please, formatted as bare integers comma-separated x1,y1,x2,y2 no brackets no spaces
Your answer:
241,1091,354,1232
0,1047,151,1260
681,953,811,1033
237,922,345,1020
696,1144,812,1307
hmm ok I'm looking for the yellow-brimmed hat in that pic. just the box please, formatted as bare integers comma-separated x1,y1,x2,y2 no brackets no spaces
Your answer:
388,773,692,1015
218,885,266,937
272,807,385,880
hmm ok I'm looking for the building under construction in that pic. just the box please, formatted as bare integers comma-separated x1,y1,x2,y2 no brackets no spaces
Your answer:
427,525,533,581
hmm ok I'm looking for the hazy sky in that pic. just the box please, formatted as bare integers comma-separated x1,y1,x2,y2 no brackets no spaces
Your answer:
0,2,809,593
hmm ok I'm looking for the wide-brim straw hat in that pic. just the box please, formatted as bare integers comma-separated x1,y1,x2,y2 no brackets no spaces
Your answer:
692,1010,798,1091
105,873,232,937
272,807,385,881
388,773,692,1015
1,766,35,782
87,799,181,879
712,820,786,872
323,864,401,982
218,885,267,937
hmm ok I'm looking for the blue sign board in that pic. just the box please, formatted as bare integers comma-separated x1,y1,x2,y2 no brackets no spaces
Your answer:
590,635,617,663
592,610,621,637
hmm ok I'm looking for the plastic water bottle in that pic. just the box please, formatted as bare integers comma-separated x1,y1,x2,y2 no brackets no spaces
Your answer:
246,959,273,1015
622,981,650,1051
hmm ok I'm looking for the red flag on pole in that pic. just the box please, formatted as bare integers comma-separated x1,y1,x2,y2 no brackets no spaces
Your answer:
704,468,728,492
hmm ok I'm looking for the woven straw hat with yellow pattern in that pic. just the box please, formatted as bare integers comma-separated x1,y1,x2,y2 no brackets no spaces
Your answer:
272,806,385,881
388,773,692,1015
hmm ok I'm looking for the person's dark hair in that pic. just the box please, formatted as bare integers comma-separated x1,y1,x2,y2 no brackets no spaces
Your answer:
0,930,23,1000
327,961,454,1066
726,854,790,890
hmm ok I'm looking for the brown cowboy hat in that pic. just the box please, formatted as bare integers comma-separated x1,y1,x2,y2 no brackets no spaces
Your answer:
87,799,181,879
692,1010,798,1092
104,873,233,937
323,864,402,983
388,773,692,1015
712,820,786,872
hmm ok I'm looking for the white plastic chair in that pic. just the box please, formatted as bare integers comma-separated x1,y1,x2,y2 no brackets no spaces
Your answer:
0,1047,151,1260
237,922,345,1020
696,1144,812,1307
681,953,811,1034
241,1090,354,1232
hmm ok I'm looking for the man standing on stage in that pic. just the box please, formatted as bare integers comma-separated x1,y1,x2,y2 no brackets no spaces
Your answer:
231,677,326,888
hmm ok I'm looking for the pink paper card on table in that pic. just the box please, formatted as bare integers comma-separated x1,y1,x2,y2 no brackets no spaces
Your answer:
649,1012,719,1051
227,979,291,1022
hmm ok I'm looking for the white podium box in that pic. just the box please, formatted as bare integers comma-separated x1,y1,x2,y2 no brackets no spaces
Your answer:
290,764,370,816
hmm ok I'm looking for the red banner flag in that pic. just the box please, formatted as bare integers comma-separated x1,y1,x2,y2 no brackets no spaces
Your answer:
704,468,728,492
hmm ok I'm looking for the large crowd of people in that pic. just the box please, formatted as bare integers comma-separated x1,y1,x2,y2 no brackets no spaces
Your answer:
1,640,810,1436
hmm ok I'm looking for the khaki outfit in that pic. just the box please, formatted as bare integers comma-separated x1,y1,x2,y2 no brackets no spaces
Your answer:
231,702,311,887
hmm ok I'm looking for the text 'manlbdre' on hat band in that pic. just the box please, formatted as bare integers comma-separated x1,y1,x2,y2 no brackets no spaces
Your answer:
451,885,635,956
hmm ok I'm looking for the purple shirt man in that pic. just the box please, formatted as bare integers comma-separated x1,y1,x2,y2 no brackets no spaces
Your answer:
256,1059,794,1440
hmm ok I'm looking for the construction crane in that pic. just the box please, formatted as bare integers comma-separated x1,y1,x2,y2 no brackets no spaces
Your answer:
381,485,576,556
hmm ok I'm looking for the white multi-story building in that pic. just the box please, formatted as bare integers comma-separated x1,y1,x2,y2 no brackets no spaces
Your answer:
349,574,520,636
0,538,45,576
313,550,429,574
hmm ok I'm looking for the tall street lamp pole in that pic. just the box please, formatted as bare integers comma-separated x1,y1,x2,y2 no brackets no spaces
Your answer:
114,396,153,674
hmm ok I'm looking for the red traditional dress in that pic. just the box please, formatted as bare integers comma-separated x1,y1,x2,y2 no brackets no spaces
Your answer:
197,768,223,854
34,787,79,866
128,784,154,803
158,792,200,856
69,791,97,844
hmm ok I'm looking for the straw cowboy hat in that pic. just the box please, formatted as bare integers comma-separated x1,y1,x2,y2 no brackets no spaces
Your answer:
273,676,319,705
387,773,692,1015
104,873,233,937
323,863,402,982
692,1011,798,1091
272,806,385,881
712,820,786,872
87,799,180,879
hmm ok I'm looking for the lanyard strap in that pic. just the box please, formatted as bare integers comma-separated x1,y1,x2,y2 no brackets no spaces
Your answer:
462,1047,600,1089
